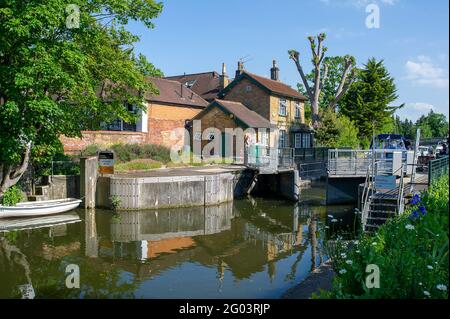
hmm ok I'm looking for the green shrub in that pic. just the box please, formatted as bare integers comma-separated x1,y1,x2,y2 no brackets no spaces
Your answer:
1,186,24,206
82,144,100,156
323,175,449,299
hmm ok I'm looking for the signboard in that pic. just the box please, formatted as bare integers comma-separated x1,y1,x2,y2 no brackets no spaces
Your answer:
375,175,396,190
98,151,114,174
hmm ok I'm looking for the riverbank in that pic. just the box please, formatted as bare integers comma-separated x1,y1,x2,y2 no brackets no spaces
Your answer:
281,260,335,299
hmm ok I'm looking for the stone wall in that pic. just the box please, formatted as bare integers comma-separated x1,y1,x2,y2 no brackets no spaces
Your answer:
48,175,80,199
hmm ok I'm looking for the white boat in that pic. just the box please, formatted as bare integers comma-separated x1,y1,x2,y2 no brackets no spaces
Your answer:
0,198,82,219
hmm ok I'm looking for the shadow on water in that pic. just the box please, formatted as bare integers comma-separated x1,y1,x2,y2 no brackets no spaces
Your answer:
0,183,357,299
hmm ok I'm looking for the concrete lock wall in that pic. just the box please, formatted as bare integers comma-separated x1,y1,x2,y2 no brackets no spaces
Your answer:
326,176,366,205
48,175,80,199
105,173,236,210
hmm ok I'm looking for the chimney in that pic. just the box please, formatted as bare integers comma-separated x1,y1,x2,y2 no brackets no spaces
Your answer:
270,60,279,81
219,63,229,89
235,61,244,78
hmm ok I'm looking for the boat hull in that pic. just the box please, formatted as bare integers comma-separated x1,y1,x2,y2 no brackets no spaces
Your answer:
0,199,82,219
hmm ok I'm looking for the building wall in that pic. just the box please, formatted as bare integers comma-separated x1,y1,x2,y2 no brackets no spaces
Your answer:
61,131,147,154
222,78,271,120
222,77,307,148
192,105,277,160
147,102,203,148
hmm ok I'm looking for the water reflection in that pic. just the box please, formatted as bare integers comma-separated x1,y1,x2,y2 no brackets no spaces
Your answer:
0,184,356,299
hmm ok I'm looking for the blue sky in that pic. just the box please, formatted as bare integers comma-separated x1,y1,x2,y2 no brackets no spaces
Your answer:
128,0,449,121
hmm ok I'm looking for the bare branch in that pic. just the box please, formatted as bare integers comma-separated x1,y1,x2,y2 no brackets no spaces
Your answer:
289,50,314,101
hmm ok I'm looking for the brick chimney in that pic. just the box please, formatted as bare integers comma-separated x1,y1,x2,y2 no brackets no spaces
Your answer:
235,61,244,78
270,60,279,81
219,63,229,89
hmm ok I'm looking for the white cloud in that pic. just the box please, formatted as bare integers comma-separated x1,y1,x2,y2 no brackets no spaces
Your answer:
396,103,434,121
405,56,449,89
407,102,434,112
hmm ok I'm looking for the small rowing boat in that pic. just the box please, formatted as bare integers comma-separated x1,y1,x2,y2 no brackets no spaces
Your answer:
0,198,82,219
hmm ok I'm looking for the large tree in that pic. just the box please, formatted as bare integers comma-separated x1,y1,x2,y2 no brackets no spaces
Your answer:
288,33,357,127
339,58,403,146
0,0,163,196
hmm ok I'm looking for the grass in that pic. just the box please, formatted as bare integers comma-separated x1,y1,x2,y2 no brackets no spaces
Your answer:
319,174,449,299
114,159,162,172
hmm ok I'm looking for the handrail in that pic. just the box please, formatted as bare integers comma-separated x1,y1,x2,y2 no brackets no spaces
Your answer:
397,164,406,215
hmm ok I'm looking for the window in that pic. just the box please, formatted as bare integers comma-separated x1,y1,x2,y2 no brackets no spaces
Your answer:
295,102,301,119
258,130,269,146
302,133,311,148
279,130,287,148
245,85,252,92
185,80,196,88
294,133,302,148
294,133,312,148
279,99,287,116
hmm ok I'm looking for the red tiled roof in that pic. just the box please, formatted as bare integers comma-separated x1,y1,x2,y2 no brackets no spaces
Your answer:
209,99,275,129
165,72,222,101
145,77,208,108
223,71,307,101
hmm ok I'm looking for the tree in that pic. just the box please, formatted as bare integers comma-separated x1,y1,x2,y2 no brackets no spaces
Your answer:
339,58,403,146
0,0,163,196
314,107,360,149
416,110,449,138
289,33,357,127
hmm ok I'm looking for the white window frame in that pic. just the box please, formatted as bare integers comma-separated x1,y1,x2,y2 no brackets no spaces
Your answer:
279,130,287,148
295,102,301,119
294,133,302,148
279,99,287,116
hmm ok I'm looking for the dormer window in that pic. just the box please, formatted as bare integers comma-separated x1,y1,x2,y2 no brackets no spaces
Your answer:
279,99,287,116
185,80,196,88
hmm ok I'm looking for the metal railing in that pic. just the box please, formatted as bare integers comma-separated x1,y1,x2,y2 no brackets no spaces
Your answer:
428,156,449,185
328,149,396,176
245,146,278,172
293,147,329,163
298,162,327,179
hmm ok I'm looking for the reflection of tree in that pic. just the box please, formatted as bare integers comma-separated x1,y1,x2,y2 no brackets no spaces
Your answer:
0,237,33,298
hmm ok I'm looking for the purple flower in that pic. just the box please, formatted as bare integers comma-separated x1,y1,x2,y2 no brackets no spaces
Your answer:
409,211,419,220
419,206,427,216
410,194,421,205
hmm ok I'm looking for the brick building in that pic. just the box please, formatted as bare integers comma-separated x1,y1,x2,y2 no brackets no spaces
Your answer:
219,61,313,149
190,99,277,162
61,77,208,153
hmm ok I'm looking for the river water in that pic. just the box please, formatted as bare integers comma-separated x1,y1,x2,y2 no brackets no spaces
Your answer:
0,183,356,298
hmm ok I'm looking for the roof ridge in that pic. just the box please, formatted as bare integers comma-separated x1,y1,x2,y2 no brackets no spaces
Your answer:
165,71,220,78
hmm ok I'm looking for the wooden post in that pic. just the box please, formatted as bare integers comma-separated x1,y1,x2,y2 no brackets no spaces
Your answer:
80,156,98,209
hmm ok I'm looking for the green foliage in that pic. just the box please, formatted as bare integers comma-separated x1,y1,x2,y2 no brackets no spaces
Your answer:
115,159,162,171
315,108,360,148
417,110,449,138
1,186,24,206
0,0,163,190
339,58,403,145
111,143,170,163
109,195,121,211
393,116,416,140
323,175,449,299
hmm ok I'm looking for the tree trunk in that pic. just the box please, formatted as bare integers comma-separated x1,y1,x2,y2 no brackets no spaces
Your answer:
0,144,31,197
